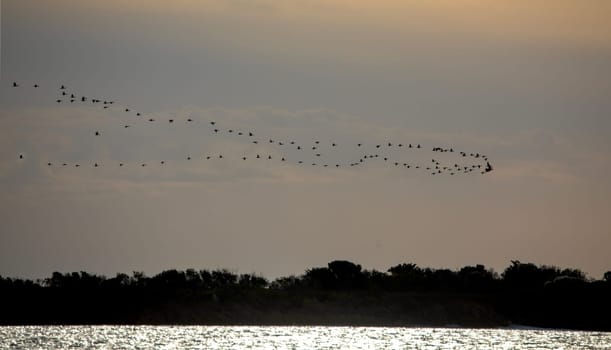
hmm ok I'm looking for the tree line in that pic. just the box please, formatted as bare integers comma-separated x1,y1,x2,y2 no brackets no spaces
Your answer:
1,260,609,330
1,260,608,292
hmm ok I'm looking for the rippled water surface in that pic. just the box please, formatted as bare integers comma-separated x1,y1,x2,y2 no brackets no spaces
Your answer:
1,326,609,349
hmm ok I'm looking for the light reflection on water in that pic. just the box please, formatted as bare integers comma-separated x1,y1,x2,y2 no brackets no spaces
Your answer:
0,326,609,349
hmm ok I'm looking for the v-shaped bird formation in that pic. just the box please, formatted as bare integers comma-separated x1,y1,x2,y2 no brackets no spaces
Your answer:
12,81,493,176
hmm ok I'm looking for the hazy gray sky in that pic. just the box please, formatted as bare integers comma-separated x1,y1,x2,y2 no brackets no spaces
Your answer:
1,0,610,279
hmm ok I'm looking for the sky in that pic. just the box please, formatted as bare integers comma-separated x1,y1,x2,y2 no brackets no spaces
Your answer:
1,0,610,280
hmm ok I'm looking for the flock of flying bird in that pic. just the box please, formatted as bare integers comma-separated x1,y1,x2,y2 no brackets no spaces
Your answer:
12,81,493,176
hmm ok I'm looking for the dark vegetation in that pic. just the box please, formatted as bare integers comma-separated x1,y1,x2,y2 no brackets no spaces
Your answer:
1,261,609,330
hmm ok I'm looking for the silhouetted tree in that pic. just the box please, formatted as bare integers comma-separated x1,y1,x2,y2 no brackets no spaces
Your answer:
502,261,560,289
457,265,497,292
304,267,336,289
270,275,302,290
211,269,237,289
328,260,364,289
238,274,268,289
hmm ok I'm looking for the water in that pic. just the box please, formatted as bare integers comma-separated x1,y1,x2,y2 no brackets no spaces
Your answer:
0,326,609,349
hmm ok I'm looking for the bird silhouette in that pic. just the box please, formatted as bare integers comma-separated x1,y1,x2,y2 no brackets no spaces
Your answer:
13,82,18,87
19,154,23,159
25,85,495,178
